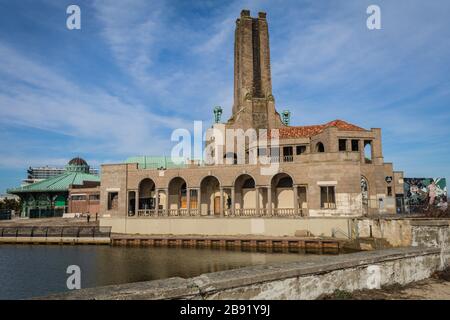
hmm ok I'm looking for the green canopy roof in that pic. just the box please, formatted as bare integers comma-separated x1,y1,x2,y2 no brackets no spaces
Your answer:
7,172,100,194
125,156,187,169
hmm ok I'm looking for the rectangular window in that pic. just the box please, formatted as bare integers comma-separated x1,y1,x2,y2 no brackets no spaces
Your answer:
257,148,267,156
108,192,118,210
270,147,280,157
339,139,347,151
89,194,100,201
351,140,359,151
283,146,293,162
71,195,86,201
320,186,336,209
387,186,392,197
283,146,293,155
296,145,306,155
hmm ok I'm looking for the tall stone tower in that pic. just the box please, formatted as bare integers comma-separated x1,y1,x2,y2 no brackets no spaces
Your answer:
227,10,284,130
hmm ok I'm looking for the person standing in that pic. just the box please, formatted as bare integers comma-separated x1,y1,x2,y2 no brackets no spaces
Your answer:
428,180,437,208
87,213,91,223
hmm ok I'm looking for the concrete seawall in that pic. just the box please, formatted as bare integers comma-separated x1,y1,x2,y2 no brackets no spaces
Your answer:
355,218,450,248
0,237,110,245
41,247,448,300
100,217,352,238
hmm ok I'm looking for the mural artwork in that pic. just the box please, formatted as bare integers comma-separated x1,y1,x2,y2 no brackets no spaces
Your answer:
404,178,447,212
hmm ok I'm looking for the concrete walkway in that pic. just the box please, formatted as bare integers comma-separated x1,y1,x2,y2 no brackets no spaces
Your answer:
0,217,98,227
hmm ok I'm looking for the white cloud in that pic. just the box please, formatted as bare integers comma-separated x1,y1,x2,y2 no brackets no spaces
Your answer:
0,42,188,160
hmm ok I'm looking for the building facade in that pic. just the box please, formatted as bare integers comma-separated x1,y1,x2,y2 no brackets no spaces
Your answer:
99,10,404,221
8,158,100,218
68,181,101,217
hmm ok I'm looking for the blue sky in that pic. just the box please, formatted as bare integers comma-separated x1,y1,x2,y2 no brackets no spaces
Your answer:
0,0,449,193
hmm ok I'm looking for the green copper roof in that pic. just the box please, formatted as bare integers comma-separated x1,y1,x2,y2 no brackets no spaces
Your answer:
7,172,100,194
125,156,187,169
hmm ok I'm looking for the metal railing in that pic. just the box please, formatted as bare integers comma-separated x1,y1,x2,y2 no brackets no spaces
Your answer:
331,227,352,239
0,226,112,238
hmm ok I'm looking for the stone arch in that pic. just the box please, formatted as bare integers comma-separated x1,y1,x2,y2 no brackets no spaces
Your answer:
315,142,325,153
232,172,257,187
138,178,155,210
364,140,372,163
168,177,188,210
200,176,221,215
234,174,256,210
271,172,294,210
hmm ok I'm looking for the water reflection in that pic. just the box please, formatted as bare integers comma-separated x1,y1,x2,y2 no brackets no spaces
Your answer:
0,244,344,300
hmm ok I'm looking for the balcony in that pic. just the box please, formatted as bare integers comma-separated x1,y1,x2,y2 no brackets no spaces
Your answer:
133,208,303,218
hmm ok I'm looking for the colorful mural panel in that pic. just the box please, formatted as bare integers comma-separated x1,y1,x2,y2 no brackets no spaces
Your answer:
404,178,447,211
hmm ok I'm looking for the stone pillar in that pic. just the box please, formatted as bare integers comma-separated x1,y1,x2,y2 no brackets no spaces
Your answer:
195,188,200,215
220,187,224,217
294,185,299,216
154,189,159,215
164,188,169,216
134,190,139,216
267,186,272,216
255,187,260,215
231,186,235,215
187,188,191,215
359,140,365,163
371,128,384,164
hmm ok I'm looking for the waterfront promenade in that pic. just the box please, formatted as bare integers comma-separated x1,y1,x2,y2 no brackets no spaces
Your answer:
0,217,98,227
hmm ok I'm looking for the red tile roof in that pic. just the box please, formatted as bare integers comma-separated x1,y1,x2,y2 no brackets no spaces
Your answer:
278,120,366,139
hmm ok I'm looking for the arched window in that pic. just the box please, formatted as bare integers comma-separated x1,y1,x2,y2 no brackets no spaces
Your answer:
276,177,293,188
364,141,372,163
316,142,325,153
168,177,188,209
139,178,155,210
242,178,255,189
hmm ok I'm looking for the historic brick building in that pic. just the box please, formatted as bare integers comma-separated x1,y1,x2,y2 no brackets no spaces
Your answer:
99,10,404,222
8,158,100,218
68,181,101,217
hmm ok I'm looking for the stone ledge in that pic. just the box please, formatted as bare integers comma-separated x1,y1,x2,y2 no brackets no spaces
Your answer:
410,220,450,227
37,247,440,300
191,247,440,295
37,277,200,300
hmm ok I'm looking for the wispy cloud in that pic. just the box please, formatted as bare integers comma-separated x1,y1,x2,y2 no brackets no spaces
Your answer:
0,42,187,160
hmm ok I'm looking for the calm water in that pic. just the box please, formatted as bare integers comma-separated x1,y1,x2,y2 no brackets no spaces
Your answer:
0,245,340,299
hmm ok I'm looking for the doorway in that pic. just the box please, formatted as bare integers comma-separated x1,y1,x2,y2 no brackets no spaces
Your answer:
214,196,220,215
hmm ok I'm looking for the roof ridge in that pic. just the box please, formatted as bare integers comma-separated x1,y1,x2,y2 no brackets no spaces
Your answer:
46,172,72,188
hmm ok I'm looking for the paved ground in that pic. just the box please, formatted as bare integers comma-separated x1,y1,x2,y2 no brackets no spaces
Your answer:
323,269,450,300
0,217,98,227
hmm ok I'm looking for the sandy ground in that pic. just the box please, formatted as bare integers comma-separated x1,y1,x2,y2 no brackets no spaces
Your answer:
323,270,450,300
